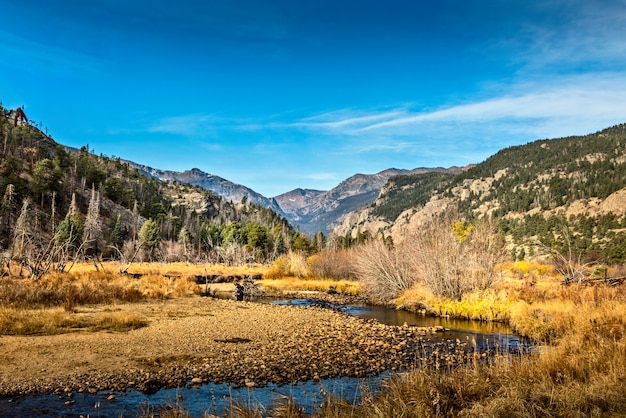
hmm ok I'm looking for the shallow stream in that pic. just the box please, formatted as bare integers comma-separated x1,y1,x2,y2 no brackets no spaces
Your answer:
1,299,530,417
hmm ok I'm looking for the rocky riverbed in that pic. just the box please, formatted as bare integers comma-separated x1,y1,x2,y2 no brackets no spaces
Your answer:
0,296,470,397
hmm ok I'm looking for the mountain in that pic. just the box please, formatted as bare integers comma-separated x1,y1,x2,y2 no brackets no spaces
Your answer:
126,163,460,236
0,104,302,266
126,163,287,216
274,168,462,236
335,124,626,263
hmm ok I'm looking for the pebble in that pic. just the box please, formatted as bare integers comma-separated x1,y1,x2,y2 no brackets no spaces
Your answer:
0,296,481,396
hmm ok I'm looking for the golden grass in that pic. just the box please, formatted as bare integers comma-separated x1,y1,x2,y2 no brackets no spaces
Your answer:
397,263,626,342
0,272,142,309
327,264,626,417
349,291,626,418
350,336,626,417
509,284,626,343
258,277,360,295
395,285,515,322
0,307,85,335
0,267,200,335
71,261,269,278
92,311,148,332
0,270,201,308
0,307,148,335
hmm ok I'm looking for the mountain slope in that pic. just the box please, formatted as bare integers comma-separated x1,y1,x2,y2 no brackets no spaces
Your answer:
128,163,461,236
335,124,626,262
126,163,287,216
0,104,299,265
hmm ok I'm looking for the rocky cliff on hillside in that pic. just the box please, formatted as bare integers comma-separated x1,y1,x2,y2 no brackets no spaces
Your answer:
334,124,626,263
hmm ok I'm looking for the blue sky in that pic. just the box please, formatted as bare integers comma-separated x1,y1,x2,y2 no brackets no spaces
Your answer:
2,0,626,197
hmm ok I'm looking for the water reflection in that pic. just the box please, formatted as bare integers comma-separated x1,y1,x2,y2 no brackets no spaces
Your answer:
1,375,389,418
273,299,529,354
1,298,530,417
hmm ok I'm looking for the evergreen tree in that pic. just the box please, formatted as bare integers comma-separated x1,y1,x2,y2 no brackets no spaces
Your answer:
138,218,160,260
56,206,83,254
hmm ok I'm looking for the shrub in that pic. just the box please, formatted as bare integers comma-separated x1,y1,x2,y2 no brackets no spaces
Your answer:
406,216,505,300
354,238,416,301
265,255,290,279
307,248,356,280
264,251,309,279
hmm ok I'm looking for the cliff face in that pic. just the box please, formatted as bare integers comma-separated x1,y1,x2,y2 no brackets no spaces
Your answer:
333,124,626,263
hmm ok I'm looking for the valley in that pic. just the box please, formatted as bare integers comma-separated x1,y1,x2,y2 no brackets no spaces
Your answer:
1,105,625,417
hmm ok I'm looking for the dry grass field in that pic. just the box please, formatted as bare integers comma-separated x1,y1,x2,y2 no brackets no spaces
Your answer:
2,260,625,416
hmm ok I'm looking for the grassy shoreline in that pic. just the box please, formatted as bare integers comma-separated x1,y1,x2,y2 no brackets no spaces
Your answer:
2,261,625,416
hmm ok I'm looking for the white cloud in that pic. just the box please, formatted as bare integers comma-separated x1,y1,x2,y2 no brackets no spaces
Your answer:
515,0,626,72
305,172,337,181
291,73,626,145
147,114,220,136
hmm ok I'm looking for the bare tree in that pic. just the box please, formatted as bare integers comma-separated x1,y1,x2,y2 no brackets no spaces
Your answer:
406,215,504,300
354,238,415,301
82,185,103,257
12,198,31,259
549,224,593,284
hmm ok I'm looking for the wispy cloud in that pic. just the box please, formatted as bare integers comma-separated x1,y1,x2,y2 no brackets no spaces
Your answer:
305,172,337,181
290,74,626,144
513,0,626,72
146,114,222,136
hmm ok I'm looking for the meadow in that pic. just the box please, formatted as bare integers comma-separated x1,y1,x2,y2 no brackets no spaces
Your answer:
1,258,625,417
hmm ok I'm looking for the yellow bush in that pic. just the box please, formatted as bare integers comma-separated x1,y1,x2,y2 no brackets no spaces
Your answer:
258,277,360,295
265,255,290,279
397,284,513,322
264,252,310,279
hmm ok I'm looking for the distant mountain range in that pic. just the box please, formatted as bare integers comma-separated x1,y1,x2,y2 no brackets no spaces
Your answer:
125,163,286,216
11,99,626,264
127,161,461,236
272,168,462,235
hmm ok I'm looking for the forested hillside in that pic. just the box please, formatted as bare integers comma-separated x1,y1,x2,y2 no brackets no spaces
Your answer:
336,124,626,263
0,104,310,274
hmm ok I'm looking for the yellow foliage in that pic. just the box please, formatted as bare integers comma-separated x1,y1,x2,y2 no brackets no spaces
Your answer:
452,220,473,243
265,255,291,280
497,260,557,281
70,261,269,278
264,252,310,279
259,277,360,295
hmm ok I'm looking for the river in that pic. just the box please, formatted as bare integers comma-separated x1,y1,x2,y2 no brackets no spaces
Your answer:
0,299,530,417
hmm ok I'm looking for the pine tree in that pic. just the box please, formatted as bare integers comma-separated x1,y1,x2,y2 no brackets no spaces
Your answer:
56,194,83,253
138,219,160,260
110,214,125,249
